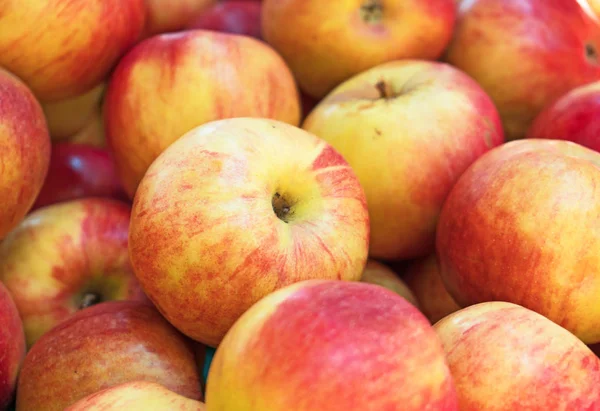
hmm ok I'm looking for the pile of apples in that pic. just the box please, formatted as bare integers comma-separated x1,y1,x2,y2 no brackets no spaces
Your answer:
3,0,600,409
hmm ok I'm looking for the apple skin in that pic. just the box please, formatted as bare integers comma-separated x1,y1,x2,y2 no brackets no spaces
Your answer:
527,81,600,151
104,30,301,198
64,381,206,411
0,198,147,348
129,118,370,347
185,0,262,39
303,60,504,261
67,111,107,148
0,68,51,240
361,259,419,307
436,139,600,344
0,0,145,102
446,0,600,140
262,0,456,99
206,279,458,410
143,0,217,36
403,254,460,324
435,302,600,410
15,300,202,411
32,143,128,210
0,282,26,411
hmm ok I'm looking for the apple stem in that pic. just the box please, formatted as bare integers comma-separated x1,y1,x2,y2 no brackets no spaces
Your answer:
375,80,390,99
586,43,598,64
361,0,383,23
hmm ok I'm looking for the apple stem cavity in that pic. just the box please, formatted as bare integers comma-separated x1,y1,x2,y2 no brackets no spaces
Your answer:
586,43,598,64
272,192,293,223
361,0,383,24
375,80,392,99
79,292,103,309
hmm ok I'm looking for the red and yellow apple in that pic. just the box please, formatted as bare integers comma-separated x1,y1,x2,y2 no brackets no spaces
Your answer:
65,381,206,411
436,139,600,344
262,0,457,99
435,302,600,409
16,300,202,411
104,30,301,198
527,81,600,152
32,143,128,210
0,198,146,347
446,0,600,140
0,282,26,411
361,259,419,307
0,0,145,102
206,279,458,410
403,254,460,324
303,60,504,261
143,0,216,36
129,118,370,347
0,68,51,240
68,111,107,148
186,0,263,39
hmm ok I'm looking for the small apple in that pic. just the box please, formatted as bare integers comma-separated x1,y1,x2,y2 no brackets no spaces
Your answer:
104,29,301,198
0,68,51,240
143,0,217,36
16,301,202,411
185,1,262,39
0,0,145,102
0,198,147,347
0,282,26,411
445,0,600,140
435,302,600,409
129,118,370,347
436,139,600,344
403,255,460,324
262,0,456,98
527,81,600,152
64,381,206,411
205,279,458,410
32,143,128,210
361,259,419,307
303,59,504,261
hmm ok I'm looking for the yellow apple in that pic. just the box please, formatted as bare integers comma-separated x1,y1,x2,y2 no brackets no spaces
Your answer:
361,259,419,307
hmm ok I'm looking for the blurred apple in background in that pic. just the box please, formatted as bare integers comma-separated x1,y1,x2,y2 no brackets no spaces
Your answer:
527,81,600,151
403,255,460,324
0,0,145,102
104,30,301,198
437,139,600,344
303,60,504,261
446,0,600,140
361,260,419,307
0,198,147,347
65,381,206,411
0,283,25,411
143,0,216,36
32,143,128,211
186,0,262,39
129,118,370,347
41,84,105,141
262,0,456,99
16,301,202,411
206,280,458,410
435,302,600,410
0,68,51,240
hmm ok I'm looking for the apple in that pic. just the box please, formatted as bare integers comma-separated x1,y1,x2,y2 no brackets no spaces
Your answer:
68,111,107,148
185,1,262,39
445,0,600,140
0,282,26,411
403,254,460,324
527,81,600,152
261,0,456,99
129,118,370,347
64,381,206,411
361,259,419,307
41,84,105,141
205,279,458,410
16,301,202,411
0,68,51,240
436,139,600,344
32,143,128,210
435,302,600,409
104,30,301,198
0,198,147,348
303,60,504,261
143,0,217,36
0,0,145,102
